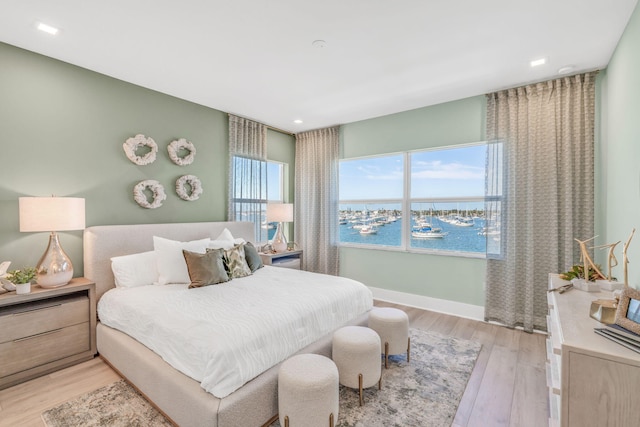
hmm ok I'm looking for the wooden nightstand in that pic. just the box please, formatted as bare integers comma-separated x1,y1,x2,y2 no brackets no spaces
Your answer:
0,277,97,389
259,250,303,270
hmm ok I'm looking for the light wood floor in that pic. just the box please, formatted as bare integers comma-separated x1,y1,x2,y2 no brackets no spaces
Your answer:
0,302,548,427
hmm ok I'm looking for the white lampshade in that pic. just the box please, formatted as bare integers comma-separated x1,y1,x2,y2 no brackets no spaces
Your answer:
19,197,85,232
18,197,86,288
266,203,293,253
266,203,293,223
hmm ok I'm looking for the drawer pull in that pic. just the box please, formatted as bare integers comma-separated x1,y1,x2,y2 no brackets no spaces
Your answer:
12,303,62,316
13,328,63,342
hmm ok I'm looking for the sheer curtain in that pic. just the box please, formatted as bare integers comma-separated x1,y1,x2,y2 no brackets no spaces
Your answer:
228,114,268,242
485,72,597,332
295,126,340,275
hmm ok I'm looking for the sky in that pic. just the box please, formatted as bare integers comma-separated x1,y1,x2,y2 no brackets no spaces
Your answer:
339,144,487,201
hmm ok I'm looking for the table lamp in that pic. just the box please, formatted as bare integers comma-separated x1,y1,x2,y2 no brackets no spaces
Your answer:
266,203,293,253
19,197,86,288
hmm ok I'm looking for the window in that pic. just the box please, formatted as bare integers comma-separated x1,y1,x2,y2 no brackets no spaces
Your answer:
230,156,285,243
339,142,501,257
339,155,403,248
265,161,285,242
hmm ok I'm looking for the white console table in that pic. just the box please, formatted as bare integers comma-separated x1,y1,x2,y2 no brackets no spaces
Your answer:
546,274,640,426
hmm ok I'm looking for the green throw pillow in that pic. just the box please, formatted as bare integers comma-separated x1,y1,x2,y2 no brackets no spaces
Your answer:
244,242,264,272
182,248,230,288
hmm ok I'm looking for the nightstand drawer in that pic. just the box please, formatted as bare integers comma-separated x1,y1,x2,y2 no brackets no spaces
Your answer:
271,257,301,269
0,322,90,378
0,294,88,343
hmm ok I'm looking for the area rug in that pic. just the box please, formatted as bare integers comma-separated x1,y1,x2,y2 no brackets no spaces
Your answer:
42,380,172,427
271,328,482,427
42,329,481,427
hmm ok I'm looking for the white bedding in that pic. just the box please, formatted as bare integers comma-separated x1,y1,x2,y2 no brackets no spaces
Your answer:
98,266,373,398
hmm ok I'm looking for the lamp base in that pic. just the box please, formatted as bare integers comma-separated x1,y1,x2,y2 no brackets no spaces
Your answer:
272,222,288,253
36,232,73,288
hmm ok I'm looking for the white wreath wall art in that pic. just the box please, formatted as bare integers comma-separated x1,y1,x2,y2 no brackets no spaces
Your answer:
133,180,167,209
123,134,158,165
168,138,196,166
176,174,203,201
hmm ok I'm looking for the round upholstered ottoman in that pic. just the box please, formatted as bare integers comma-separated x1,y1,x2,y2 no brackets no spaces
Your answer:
368,307,410,368
332,326,381,406
278,353,339,427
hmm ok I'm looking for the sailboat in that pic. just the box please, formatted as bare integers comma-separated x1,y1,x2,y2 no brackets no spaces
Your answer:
412,226,448,239
412,206,447,238
359,222,378,235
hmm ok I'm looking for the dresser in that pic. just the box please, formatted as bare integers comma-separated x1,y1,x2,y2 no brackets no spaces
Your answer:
546,274,640,426
0,278,97,389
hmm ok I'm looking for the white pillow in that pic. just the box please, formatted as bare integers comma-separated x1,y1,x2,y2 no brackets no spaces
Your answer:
215,228,235,242
209,228,246,249
153,236,211,285
111,251,158,288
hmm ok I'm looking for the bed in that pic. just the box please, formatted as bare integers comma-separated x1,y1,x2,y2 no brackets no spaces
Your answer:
83,221,372,427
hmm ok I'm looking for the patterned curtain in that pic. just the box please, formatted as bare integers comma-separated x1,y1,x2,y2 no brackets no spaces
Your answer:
228,114,268,242
485,72,597,332
295,126,340,275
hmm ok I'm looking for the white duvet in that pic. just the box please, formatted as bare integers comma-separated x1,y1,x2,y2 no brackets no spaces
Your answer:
98,266,373,398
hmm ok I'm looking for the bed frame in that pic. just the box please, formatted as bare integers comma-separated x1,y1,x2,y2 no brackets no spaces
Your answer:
83,221,367,427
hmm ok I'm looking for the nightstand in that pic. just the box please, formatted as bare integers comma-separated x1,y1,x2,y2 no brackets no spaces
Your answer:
0,277,97,389
259,250,303,270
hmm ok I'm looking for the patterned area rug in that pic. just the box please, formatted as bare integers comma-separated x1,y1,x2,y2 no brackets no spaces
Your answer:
41,380,172,427
271,328,482,427
42,329,480,427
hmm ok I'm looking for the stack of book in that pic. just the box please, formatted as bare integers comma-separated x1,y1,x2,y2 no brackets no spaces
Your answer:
594,323,640,354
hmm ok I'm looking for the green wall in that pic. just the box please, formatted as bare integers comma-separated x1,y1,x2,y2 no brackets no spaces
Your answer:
339,96,487,306
599,2,640,288
0,42,294,276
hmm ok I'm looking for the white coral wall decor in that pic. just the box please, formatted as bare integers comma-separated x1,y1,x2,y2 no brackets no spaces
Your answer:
123,134,158,165
133,180,166,209
168,138,196,166
176,175,203,201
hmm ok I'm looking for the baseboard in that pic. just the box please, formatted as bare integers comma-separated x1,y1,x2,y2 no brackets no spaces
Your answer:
369,286,485,321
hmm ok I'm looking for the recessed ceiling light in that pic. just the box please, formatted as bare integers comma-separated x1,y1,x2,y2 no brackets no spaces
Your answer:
530,58,546,67
293,119,303,124
37,22,59,35
312,40,327,48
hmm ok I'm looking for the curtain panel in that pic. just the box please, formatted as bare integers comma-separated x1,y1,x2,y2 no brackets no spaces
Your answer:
228,115,268,241
485,72,597,332
295,126,340,275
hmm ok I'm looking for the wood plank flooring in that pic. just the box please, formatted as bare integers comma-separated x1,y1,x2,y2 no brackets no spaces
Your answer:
0,302,548,427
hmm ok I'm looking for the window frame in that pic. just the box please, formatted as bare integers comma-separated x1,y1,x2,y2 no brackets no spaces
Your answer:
338,141,494,258
230,156,287,244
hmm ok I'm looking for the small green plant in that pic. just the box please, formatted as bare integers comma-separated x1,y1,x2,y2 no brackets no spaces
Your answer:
559,264,606,282
5,267,37,284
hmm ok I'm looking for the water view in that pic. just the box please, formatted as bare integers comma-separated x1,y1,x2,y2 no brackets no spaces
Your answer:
339,208,497,254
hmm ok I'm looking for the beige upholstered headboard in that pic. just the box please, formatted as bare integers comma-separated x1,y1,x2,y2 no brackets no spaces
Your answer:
83,221,255,301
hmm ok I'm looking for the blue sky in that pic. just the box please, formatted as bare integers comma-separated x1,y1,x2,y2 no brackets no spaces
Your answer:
339,144,486,200
267,162,282,201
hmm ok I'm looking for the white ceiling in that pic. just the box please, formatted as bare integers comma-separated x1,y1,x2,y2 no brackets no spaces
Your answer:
1,0,637,133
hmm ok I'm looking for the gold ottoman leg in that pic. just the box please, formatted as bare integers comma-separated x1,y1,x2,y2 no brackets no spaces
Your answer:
384,341,389,369
358,373,364,406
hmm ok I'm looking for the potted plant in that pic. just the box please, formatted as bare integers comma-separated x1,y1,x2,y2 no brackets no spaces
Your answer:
5,267,37,294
